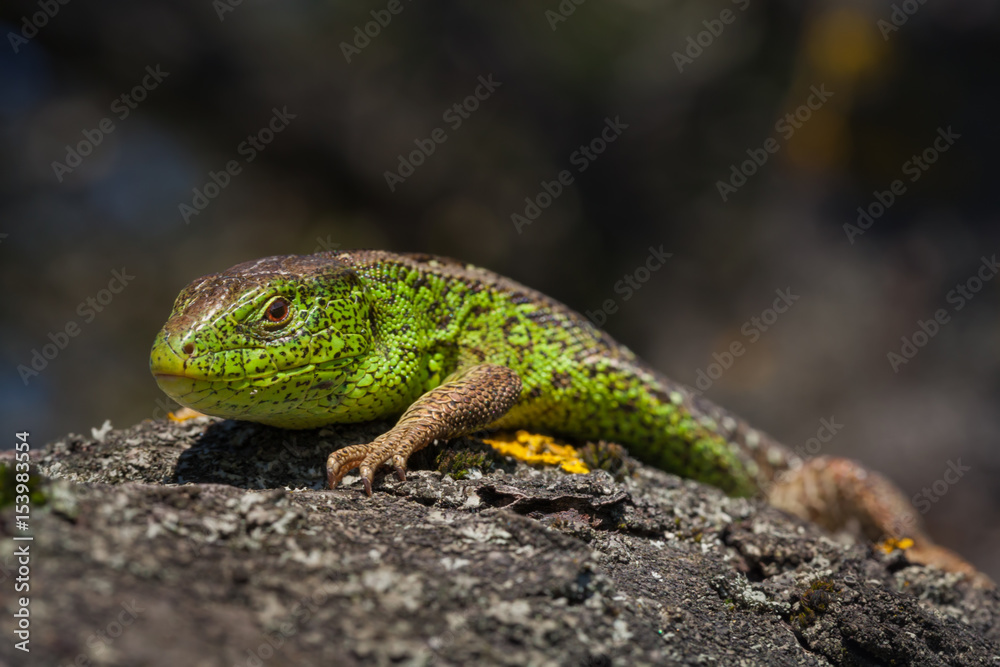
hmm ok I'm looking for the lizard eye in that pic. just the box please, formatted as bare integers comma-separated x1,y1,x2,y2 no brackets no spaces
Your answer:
264,296,292,325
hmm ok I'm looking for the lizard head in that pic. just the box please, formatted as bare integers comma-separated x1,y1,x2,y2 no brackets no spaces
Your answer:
150,253,374,428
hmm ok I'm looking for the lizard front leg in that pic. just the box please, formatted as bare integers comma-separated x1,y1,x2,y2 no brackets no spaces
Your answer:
326,363,522,494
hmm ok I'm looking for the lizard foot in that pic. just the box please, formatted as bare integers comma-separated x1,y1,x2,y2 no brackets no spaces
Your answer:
325,364,523,495
326,443,375,492
326,428,424,495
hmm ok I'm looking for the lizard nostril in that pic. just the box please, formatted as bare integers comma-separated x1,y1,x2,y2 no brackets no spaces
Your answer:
181,342,195,355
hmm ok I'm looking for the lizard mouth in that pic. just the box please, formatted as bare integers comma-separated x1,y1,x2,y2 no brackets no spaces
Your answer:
152,360,354,429
152,372,207,395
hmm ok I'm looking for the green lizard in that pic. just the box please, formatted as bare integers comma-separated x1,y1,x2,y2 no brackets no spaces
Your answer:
150,250,986,583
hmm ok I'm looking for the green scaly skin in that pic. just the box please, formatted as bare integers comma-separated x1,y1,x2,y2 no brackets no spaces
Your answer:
149,250,992,584
151,250,795,497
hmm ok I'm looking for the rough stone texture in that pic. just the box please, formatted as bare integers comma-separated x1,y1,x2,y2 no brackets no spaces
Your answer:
1,416,998,666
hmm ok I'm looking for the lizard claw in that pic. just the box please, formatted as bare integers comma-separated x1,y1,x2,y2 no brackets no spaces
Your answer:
325,443,370,490
358,464,376,494
324,440,412,494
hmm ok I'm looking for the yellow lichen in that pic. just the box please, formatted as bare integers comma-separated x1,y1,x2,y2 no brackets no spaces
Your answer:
482,430,590,474
876,537,915,554
168,407,206,423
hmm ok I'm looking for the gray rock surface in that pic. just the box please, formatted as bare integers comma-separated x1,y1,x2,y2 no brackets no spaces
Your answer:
1,416,998,666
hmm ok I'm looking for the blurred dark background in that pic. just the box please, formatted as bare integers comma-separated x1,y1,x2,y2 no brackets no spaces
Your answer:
1,0,997,577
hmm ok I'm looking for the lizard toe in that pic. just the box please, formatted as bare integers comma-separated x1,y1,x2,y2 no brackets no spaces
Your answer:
358,463,378,493
391,453,409,481
357,444,401,492
326,444,371,489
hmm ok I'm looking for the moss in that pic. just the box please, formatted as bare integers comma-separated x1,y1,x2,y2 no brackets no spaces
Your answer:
0,462,48,509
793,580,838,628
578,441,636,481
435,447,498,480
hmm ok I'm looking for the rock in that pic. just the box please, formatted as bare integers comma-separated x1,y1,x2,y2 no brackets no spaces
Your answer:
1,416,998,666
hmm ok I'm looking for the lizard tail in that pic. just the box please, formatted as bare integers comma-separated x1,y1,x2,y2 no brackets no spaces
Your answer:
766,456,993,587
